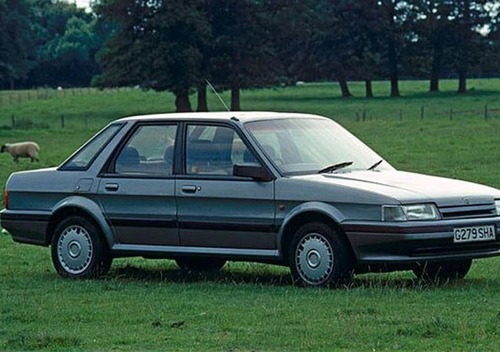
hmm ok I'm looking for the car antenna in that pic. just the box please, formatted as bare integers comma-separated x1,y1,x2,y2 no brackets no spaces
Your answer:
206,79,230,112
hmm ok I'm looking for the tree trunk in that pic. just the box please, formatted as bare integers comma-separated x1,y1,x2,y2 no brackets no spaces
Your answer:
386,4,400,98
365,80,373,98
230,84,241,111
429,75,439,92
388,37,400,97
175,89,192,112
196,83,208,112
429,46,443,92
337,75,352,98
457,68,467,94
457,0,470,94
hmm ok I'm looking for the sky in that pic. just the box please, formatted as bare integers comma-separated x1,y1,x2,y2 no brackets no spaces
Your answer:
72,0,91,8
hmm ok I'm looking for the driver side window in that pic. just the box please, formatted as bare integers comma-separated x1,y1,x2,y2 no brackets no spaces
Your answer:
185,124,257,176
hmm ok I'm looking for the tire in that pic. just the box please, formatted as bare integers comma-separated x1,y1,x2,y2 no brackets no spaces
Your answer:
51,216,112,279
413,259,472,283
175,257,226,272
289,222,353,288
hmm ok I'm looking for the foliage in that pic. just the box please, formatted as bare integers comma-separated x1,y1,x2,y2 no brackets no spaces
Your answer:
28,0,100,88
0,0,498,106
0,0,34,89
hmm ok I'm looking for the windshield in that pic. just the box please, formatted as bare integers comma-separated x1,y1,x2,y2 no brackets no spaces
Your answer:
244,117,393,175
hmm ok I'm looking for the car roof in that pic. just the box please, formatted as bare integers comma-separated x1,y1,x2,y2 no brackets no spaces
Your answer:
114,111,327,124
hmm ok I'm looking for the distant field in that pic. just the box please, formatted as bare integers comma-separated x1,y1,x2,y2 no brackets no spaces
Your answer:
0,79,499,351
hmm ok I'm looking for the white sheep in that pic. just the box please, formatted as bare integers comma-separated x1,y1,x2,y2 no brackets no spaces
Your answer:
1,142,40,162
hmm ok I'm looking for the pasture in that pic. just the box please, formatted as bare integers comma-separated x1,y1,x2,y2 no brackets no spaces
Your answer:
1,79,500,351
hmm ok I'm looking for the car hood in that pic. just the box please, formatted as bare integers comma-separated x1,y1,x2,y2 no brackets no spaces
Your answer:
297,170,500,207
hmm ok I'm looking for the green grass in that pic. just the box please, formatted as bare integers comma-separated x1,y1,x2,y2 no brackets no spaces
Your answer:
2,237,500,351
1,78,500,351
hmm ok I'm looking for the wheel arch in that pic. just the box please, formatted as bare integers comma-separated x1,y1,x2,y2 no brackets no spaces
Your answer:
278,202,354,263
46,196,114,248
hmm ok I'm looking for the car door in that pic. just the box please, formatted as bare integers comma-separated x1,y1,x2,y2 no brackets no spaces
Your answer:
97,123,179,246
177,123,276,249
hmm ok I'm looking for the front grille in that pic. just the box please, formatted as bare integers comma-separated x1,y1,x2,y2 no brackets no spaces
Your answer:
439,204,497,220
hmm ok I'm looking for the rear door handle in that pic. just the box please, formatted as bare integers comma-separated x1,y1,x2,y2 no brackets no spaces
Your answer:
181,185,198,194
105,183,119,192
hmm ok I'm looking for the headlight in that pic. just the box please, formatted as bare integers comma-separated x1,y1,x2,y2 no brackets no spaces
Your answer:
382,204,440,221
495,200,500,216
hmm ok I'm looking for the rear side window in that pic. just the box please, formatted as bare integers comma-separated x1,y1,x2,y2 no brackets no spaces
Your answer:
60,124,123,170
113,124,177,176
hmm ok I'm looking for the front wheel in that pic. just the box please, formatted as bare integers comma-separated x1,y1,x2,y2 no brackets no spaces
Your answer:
51,216,112,279
413,259,472,283
289,222,353,288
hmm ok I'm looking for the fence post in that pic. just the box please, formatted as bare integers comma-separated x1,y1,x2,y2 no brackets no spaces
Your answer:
61,115,65,128
11,115,15,128
449,108,453,121
484,104,488,120
399,109,403,121
362,109,366,122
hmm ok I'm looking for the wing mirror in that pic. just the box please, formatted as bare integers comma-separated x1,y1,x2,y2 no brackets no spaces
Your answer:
233,163,273,182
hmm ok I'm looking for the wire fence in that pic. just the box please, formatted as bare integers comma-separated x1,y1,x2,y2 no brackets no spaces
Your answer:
353,105,500,122
0,86,498,130
0,87,132,106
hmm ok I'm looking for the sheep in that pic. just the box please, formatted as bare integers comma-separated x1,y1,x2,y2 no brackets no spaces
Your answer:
1,142,40,162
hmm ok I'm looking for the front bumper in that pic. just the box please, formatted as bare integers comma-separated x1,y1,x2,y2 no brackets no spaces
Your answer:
342,217,500,264
0,209,50,246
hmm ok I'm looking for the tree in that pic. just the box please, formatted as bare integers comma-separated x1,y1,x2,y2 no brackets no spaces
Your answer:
377,0,416,97
95,0,210,112
260,0,317,86
449,0,490,93
206,0,279,110
410,0,490,93
334,0,385,98
311,1,354,97
411,1,454,92
28,0,97,87
0,0,34,89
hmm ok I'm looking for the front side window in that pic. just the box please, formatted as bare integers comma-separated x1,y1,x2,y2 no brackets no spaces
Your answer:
185,124,257,176
61,124,123,170
114,124,177,176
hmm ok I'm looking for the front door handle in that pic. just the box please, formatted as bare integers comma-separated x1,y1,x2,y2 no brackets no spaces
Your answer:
181,185,198,194
105,183,119,192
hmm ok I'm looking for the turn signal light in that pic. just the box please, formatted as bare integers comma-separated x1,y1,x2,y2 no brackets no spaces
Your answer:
3,188,8,209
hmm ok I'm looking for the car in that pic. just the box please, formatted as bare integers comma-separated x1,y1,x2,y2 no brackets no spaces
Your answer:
2,111,500,287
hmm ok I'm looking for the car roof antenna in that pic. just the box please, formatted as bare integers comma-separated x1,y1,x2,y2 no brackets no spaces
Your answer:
206,79,230,112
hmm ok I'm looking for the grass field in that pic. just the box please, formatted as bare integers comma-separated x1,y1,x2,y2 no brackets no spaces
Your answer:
1,79,500,351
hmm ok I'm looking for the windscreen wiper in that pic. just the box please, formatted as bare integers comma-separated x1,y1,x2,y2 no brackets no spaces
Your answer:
318,161,353,174
367,159,383,171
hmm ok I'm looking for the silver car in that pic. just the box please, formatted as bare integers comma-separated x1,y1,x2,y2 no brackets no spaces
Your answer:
2,112,500,287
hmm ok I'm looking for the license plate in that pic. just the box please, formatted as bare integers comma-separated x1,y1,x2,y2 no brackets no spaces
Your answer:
453,225,496,243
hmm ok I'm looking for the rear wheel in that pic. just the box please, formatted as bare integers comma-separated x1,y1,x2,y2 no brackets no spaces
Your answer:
289,222,353,288
175,257,226,272
413,259,472,283
51,216,112,279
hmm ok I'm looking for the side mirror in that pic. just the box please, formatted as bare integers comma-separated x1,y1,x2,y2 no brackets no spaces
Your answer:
233,163,273,182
